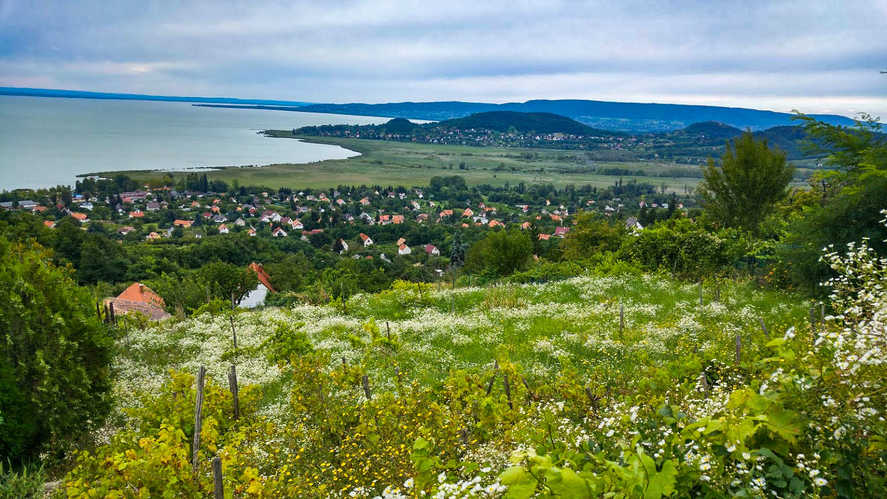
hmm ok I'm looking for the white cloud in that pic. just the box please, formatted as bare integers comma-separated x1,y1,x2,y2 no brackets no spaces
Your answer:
1,0,885,117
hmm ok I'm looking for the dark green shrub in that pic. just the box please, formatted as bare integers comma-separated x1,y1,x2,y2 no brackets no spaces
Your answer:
0,239,113,463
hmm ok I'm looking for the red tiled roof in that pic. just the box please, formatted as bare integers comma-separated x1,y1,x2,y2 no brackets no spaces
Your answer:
116,282,166,308
248,262,276,293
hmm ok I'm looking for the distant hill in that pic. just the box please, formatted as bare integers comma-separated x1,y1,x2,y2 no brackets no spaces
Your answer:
435,111,616,135
297,99,856,132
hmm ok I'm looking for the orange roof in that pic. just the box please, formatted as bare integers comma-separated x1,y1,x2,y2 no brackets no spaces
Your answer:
248,262,276,293
392,215,404,224
70,212,88,221
173,219,192,227
43,220,56,228
129,210,144,218
116,282,165,308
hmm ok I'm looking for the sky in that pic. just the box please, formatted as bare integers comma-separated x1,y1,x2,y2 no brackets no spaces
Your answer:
1,0,886,118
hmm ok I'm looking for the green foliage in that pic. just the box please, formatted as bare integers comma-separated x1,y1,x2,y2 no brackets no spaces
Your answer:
560,211,626,260
621,218,749,278
0,460,47,499
0,238,113,463
465,229,533,277
778,115,887,293
698,132,794,233
261,321,313,365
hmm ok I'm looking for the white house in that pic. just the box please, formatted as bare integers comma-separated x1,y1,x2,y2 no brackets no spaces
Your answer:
398,244,412,255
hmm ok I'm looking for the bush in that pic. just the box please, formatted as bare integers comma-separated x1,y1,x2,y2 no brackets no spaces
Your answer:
621,218,749,279
0,239,114,463
0,461,47,499
465,230,533,277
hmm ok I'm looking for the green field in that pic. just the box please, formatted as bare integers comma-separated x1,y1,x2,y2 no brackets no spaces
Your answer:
90,136,706,192
90,135,821,193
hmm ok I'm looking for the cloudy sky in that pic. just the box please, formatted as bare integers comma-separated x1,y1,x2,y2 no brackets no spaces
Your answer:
2,0,886,117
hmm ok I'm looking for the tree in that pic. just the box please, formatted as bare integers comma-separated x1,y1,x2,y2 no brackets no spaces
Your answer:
196,261,255,305
0,238,113,463
778,115,887,293
465,230,533,277
698,132,794,233
560,212,625,260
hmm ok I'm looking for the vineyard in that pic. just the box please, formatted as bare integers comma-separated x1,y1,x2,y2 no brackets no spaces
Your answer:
60,248,887,498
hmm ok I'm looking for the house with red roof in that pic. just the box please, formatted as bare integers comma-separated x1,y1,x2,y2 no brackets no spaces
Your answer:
106,282,171,321
359,233,374,247
241,263,276,309
70,212,89,222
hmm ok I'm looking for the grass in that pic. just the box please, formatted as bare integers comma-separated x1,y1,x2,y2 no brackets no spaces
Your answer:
90,136,709,193
114,272,808,417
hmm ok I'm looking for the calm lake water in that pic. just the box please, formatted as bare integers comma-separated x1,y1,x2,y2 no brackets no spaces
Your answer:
0,96,387,190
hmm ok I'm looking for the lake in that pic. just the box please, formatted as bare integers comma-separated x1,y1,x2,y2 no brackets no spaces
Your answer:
0,95,388,190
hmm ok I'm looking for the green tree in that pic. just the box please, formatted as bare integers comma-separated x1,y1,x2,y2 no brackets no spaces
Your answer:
0,239,113,463
778,115,887,293
465,230,533,277
197,261,255,305
560,212,625,260
698,132,794,233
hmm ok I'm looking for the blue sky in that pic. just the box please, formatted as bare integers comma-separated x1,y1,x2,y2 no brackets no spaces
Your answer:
1,0,886,118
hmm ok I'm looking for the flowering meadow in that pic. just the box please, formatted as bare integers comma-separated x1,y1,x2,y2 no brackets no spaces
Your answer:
62,244,886,497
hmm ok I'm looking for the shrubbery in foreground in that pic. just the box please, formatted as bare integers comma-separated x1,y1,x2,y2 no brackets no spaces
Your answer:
60,218,887,497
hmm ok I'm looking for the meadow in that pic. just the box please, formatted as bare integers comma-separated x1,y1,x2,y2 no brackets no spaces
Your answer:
60,270,874,498
87,135,820,193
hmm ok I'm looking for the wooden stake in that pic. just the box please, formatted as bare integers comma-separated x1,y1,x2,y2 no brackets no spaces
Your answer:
485,361,499,396
229,315,238,353
699,372,710,393
385,321,390,340
734,334,742,365
759,318,769,337
820,303,825,332
192,366,206,472
361,374,372,400
228,365,239,421
212,456,224,499
503,373,513,410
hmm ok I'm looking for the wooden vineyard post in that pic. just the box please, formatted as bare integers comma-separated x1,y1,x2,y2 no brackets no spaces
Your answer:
361,374,372,400
386,321,391,340
486,361,499,396
699,372,710,393
759,318,769,337
503,373,513,410
820,303,825,333
192,366,206,472
212,456,224,499
734,334,742,365
108,301,116,325
96,302,102,321
228,365,240,421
